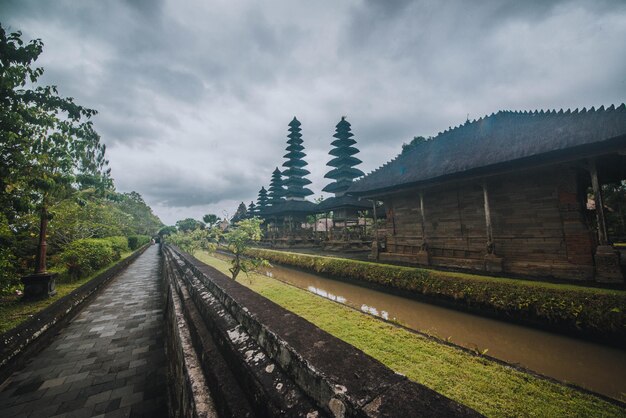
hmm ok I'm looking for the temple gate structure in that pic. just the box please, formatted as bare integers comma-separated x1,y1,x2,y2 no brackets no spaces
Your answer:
348,106,626,282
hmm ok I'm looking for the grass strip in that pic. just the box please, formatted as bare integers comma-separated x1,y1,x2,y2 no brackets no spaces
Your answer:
0,251,133,334
196,251,625,418
246,248,626,344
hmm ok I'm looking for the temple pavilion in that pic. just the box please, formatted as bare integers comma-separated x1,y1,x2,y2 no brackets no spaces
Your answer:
347,105,626,282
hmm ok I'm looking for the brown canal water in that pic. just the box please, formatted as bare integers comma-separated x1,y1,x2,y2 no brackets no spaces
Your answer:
257,261,626,401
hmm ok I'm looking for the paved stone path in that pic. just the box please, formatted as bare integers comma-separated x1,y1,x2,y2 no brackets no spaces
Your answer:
0,246,167,418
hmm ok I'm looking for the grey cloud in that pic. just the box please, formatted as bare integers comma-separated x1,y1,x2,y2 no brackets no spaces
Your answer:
3,0,626,224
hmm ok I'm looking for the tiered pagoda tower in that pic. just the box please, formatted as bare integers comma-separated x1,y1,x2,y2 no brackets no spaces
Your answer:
247,201,257,218
317,116,371,248
256,187,269,213
231,202,247,223
268,168,285,206
322,117,364,197
282,117,313,201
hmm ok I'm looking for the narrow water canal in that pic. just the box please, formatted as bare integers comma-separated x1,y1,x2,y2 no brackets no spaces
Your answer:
253,259,626,401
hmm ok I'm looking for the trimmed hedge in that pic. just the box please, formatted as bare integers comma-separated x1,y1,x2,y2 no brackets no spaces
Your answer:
61,238,120,280
128,235,150,250
104,236,129,258
247,248,626,345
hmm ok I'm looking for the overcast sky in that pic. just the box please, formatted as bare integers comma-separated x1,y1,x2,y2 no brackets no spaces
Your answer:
3,0,626,225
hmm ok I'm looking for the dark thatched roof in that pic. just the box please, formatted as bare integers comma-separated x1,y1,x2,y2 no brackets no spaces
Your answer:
316,195,371,212
261,199,317,216
349,105,626,196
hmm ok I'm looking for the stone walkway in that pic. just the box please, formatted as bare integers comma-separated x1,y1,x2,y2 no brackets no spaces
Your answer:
0,246,167,418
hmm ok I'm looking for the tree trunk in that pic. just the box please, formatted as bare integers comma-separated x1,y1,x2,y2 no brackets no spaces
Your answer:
230,255,241,280
35,204,48,274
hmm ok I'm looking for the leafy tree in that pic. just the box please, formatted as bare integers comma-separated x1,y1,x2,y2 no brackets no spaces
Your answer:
401,136,429,154
176,218,205,232
48,199,128,247
167,229,213,256
158,225,178,238
222,218,267,280
110,191,162,235
1,25,109,276
202,213,220,228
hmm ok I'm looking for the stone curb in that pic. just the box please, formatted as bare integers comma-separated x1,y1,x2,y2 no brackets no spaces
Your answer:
166,245,482,418
164,246,321,417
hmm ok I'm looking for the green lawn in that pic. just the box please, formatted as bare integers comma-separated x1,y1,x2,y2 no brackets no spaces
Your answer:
196,251,625,418
0,251,132,334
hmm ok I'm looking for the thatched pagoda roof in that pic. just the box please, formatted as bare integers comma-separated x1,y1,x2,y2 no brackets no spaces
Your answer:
261,199,317,216
349,105,626,196
316,195,371,212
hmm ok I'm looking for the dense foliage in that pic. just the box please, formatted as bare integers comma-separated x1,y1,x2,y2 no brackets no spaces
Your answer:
247,249,626,344
60,238,120,280
0,26,162,292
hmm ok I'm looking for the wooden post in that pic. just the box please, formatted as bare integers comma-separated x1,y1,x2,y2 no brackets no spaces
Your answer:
371,199,380,260
363,211,367,238
371,200,378,240
419,192,426,245
589,159,609,246
389,198,396,236
482,182,494,253
482,181,503,272
35,205,48,274
589,159,623,282
325,212,329,240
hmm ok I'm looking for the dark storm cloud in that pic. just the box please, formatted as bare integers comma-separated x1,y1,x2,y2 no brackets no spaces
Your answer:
2,0,625,223
117,165,258,208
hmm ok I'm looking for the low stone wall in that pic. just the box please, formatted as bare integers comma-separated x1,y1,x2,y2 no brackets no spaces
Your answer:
0,244,151,385
162,244,481,418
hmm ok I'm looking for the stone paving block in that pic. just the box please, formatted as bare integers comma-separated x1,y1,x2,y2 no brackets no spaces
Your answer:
40,376,67,389
93,397,121,415
119,391,143,408
0,247,166,418
110,384,134,400
85,389,113,406
102,406,131,418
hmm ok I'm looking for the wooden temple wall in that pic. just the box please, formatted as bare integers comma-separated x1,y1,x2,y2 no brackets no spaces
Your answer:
379,165,595,280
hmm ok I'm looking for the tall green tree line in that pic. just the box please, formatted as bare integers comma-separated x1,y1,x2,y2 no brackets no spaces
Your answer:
0,25,162,290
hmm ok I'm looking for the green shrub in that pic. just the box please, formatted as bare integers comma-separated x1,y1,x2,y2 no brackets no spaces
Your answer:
60,238,119,280
104,236,129,258
247,248,626,343
128,235,150,250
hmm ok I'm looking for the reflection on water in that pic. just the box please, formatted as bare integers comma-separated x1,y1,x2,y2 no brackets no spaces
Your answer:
360,303,389,320
258,262,626,401
306,286,347,304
